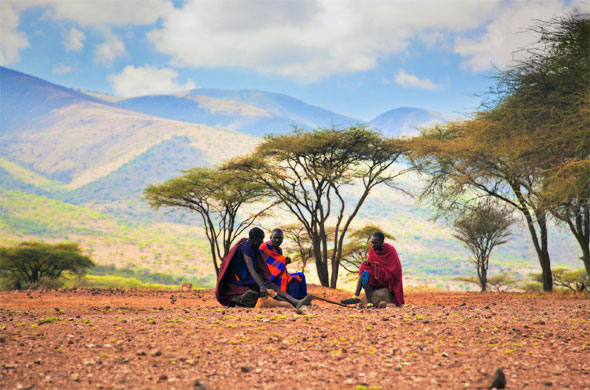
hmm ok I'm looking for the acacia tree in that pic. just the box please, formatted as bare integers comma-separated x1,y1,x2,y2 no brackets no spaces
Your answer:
406,12,589,291
497,12,590,279
453,202,513,292
144,166,274,275
226,126,407,288
0,241,94,289
281,224,314,273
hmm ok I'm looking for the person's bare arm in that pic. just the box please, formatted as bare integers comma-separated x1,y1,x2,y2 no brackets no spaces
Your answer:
243,253,269,297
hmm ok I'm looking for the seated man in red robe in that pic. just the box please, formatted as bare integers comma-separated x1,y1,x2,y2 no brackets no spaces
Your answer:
341,232,404,308
215,227,313,308
259,228,307,300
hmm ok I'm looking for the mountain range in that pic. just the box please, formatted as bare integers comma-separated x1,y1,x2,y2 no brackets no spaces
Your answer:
0,66,582,287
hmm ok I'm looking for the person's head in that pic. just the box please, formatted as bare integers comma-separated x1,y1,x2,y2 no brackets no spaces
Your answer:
270,228,284,248
370,232,385,251
249,227,265,248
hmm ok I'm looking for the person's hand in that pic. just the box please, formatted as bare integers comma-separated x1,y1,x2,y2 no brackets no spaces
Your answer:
259,286,269,298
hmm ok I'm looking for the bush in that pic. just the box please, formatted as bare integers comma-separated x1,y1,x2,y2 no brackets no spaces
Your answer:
0,241,94,290
529,268,587,292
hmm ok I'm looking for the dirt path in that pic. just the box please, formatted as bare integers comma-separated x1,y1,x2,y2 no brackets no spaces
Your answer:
1,287,588,389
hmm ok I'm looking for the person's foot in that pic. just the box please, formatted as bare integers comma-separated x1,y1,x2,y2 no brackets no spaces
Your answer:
365,303,375,309
341,297,361,305
296,294,314,309
231,289,259,308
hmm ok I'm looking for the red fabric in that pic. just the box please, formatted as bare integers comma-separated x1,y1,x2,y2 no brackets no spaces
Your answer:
259,241,292,292
215,238,272,307
359,242,405,306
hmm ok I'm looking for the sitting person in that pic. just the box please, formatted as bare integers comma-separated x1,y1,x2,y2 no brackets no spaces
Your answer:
215,227,313,308
259,228,307,300
341,232,404,307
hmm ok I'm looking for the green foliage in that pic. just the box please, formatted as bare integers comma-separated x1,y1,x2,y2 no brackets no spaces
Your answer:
0,241,94,290
453,201,513,291
71,274,176,290
145,165,273,275
227,125,407,288
406,12,590,292
529,267,587,291
486,274,518,292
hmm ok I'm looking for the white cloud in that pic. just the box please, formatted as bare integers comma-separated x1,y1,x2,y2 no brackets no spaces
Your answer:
52,63,73,74
454,0,580,72
147,0,500,82
65,26,84,51
0,1,29,65
94,31,126,67
14,0,173,27
109,65,196,97
394,69,443,90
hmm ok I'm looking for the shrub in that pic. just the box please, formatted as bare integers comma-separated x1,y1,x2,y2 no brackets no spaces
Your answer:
0,241,94,290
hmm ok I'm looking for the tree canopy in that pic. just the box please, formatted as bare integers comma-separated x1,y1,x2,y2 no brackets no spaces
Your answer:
226,126,408,287
405,12,589,291
144,165,274,275
0,241,94,289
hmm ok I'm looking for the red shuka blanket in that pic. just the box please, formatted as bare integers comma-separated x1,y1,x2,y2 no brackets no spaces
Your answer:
360,242,405,306
215,238,271,307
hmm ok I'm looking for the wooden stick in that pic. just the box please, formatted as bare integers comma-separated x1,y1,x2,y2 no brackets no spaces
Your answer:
312,295,351,307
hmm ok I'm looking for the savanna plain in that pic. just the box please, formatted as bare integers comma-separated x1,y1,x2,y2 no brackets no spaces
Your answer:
1,286,588,390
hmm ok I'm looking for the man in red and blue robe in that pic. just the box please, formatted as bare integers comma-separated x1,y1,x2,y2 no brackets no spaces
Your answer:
259,228,307,300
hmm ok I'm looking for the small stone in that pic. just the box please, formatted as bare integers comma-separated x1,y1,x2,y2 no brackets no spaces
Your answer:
193,380,208,390
137,351,147,356
542,381,553,387
150,348,162,357
240,366,251,373
488,367,506,389
71,373,80,381
158,374,168,381
441,352,449,357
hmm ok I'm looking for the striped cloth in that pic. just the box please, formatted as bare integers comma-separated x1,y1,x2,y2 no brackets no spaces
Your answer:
259,241,302,292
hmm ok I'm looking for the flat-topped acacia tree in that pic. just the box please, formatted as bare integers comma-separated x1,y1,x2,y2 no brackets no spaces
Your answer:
144,166,274,276
225,126,408,288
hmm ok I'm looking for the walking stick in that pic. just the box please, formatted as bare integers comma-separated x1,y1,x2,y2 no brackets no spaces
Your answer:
312,295,351,308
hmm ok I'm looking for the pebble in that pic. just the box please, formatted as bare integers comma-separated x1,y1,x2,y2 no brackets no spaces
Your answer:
150,348,162,357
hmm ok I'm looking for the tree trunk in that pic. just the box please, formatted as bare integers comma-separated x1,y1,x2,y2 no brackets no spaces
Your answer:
522,208,553,291
480,267,487,292
312,238,329,286
329,246,341,289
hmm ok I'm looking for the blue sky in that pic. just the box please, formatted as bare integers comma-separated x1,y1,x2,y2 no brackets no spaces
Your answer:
1,0,584,121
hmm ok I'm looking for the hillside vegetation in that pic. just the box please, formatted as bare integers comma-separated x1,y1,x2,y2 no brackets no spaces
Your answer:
0,66,583,289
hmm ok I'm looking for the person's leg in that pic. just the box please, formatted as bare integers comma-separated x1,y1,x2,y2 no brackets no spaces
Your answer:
269,284,312,308
287,273,307,300
363,284,374,306
341,273,364,304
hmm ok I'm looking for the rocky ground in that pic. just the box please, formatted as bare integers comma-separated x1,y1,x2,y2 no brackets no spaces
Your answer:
0,286,588,389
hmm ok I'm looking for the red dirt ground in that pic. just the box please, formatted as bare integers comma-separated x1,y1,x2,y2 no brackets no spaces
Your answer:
1,286,588,389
